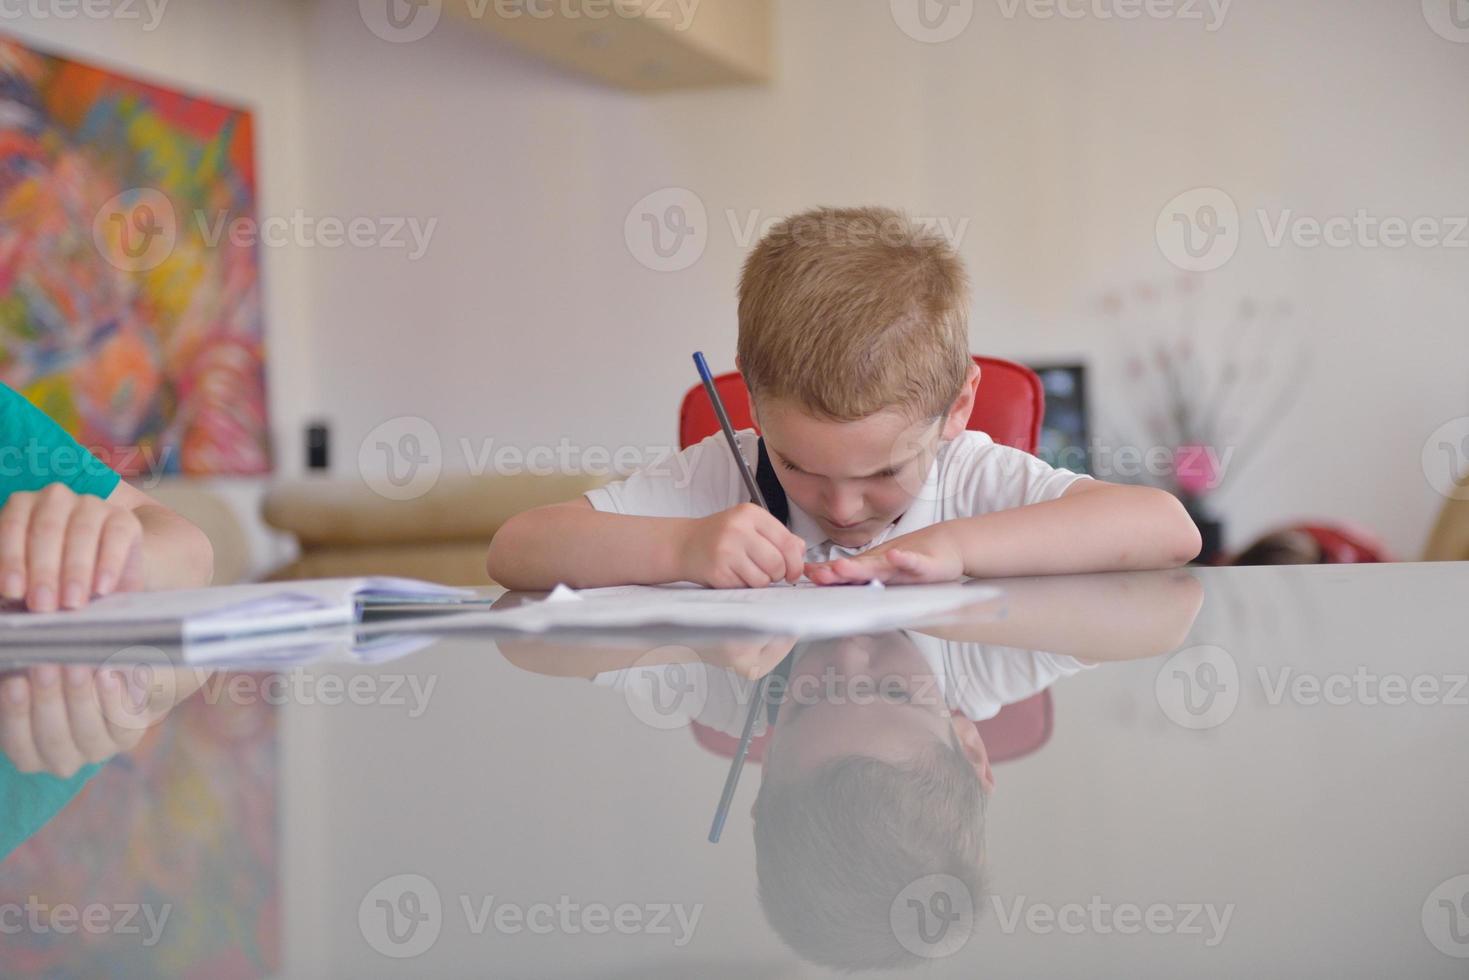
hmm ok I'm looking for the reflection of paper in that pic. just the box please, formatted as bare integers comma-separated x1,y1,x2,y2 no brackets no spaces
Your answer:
0,625,440,668
394,582,999,637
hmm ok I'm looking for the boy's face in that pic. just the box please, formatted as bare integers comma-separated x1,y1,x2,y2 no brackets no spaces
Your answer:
751,364,979,549
761,633,995,792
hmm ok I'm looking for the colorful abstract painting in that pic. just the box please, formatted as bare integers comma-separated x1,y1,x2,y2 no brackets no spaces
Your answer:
0,35,268,476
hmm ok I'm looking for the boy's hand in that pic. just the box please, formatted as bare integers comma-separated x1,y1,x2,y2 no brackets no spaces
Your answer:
0,484,144,612
805,527,966,585
679,503,807,589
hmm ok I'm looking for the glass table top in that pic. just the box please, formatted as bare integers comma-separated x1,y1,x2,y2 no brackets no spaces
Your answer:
1,562,1466,978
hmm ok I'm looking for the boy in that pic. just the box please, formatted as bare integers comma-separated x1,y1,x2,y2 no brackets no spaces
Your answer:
487,207,1200,589
1,382,214,856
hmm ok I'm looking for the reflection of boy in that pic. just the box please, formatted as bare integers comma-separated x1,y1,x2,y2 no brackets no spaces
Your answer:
750,633,1080,971
596,633,1082,970
504,571,1206,971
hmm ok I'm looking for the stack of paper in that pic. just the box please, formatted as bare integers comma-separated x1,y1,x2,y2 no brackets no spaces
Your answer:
0,578,474,647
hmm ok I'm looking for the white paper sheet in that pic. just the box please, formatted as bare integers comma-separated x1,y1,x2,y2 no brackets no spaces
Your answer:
388,581,1001,637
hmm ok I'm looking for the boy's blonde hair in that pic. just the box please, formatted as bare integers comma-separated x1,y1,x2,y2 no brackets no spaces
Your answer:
737,206,972,422
753,741,987,971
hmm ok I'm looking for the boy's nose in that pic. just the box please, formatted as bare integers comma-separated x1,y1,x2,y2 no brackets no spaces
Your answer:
825,487,864,525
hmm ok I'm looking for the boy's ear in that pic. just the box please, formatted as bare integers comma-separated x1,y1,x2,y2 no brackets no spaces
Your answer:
951,714,995,794
940,362,982,440
734,356,763,434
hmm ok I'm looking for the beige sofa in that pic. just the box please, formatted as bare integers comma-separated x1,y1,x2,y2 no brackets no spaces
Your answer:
1424,485,1469,562
260,473,605,584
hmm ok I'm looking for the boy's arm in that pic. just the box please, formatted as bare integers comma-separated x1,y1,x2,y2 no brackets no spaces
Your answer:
910,568,1204,660
487,498,806,591
807,480,1202,584
488,498,692,590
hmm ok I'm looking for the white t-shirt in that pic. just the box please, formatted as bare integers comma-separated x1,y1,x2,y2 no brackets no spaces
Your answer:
585,429,1090,564
905,635,1090,722
595,639,1089,736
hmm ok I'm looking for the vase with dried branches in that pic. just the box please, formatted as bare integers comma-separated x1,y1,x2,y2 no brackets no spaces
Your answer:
1098,278,1309,561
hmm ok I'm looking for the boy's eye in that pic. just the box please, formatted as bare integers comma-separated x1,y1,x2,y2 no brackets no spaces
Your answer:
779,460,899,479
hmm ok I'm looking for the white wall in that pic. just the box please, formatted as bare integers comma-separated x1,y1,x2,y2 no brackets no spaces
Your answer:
13,2,1466,559
303,0,1469,558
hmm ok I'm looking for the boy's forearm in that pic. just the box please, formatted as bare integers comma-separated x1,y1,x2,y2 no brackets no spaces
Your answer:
935,483,1202,578
487,504,690,590
135,505,214,591
913,569,1204,659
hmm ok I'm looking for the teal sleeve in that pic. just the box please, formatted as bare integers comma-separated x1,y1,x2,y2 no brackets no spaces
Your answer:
0,383,121,506
0,752,103,862
0,383,119,860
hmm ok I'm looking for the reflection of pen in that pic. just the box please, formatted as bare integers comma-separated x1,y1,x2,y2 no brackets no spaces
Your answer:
693,352,768,511
709,648,798,843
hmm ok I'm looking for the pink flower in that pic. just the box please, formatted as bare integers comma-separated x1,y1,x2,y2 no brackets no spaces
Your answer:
1174,444,1222,495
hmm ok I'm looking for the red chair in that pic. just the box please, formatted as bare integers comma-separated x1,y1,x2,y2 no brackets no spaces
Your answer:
678,355,1046,453
1231,522,1394,565
682,355,1053,766
1296,524,1392,563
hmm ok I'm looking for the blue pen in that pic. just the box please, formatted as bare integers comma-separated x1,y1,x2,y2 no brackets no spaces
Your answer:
693,351,769,511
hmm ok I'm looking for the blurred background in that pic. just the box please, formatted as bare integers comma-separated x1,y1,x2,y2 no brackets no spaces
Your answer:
3,0,1467,578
